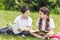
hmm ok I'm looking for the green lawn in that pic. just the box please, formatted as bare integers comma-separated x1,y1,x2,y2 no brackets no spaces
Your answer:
0,10,60,40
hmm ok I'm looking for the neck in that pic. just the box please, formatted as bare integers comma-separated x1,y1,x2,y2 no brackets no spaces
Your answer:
43,17,47,21
22,15,26,19
44,16,49,20
43,18,46,21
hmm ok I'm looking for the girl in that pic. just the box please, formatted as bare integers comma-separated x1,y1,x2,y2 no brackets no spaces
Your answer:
29,7,55,40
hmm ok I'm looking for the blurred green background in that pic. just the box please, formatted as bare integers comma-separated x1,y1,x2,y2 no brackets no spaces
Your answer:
0,0,60,40
0,0,60,14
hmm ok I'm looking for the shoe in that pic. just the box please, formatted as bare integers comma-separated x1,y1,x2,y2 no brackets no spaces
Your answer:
21,35,26,38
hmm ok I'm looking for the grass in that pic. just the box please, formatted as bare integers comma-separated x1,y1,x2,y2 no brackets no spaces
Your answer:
0,10,60,40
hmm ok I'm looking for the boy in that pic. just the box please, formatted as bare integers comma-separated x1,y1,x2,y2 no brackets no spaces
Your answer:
0,6,32,36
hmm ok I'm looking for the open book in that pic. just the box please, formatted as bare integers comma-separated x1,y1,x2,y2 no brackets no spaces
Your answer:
12,24,27,34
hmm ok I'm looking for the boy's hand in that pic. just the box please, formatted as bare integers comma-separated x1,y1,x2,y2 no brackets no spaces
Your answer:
8,27,12,30
17,28,22,32
26,27,30,31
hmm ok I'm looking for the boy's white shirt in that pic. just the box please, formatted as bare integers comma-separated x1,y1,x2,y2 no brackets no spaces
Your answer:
36,18,55,32
12,15,32,34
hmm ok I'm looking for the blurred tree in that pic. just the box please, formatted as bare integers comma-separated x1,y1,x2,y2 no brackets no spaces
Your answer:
0,0,4,10
3,0,15,10
56,0,60,6
0,0,60,14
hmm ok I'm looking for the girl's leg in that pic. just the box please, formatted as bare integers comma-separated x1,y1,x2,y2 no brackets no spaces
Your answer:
43,31,55,40
29,31,43,38
42,31,54,37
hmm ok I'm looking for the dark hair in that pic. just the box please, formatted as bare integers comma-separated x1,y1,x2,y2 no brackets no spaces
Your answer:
21,6,30,14
39,7,50,31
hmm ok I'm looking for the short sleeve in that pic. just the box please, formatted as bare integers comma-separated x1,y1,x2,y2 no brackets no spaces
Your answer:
36,18,39,26
14,16,19,24
27,17,32,27
49,18,55,29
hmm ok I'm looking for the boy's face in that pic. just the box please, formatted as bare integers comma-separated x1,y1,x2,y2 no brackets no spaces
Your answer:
22,10,30,18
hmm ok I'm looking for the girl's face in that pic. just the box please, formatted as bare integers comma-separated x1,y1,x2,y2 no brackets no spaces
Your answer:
39,11,48,19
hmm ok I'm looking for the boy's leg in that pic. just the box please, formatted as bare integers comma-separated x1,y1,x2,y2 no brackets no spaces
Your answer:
6,29,14,35
17,31,30,36
0,27,13,35
0,30,2,34
0,27,9,34
0,27,8,31
21,31,30,36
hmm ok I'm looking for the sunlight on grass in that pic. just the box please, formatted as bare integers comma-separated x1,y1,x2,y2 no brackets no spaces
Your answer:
0,10,60,40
